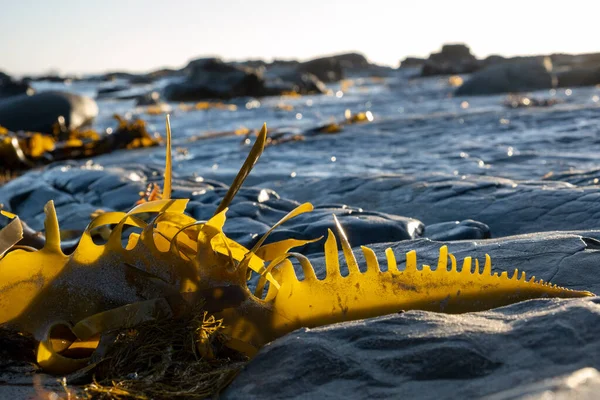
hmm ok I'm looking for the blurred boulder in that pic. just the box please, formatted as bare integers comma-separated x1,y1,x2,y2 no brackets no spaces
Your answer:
0,91,98,134
298,55,344,82
421,44,481,76
164,57,266,101
264,63,327,95
455,57,555,96
400,57,426,68
0,72,33,98
556,67,600,88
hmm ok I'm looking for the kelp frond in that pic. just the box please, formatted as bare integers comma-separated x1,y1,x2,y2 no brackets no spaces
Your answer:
0,115,594,394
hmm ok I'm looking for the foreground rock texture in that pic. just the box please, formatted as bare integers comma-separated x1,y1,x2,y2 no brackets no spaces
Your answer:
226,298,600,399
0,164,497,254
0,91,98,133
226,234,600,399
277,173,600,238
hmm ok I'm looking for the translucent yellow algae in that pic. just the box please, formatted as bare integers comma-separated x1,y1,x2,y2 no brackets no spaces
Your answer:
0,116,593,375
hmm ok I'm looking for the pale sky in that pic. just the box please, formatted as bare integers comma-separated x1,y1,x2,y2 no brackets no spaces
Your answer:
1,0,598,75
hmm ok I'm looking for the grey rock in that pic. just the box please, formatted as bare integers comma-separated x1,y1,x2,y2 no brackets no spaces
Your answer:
556,66,600,88
275,173,600,238
226,297,600,399
0,91,98,133
0,71,33,98
263,66,327,95
0,164,430,252
227,233,600,398
298,55,344,83
164,57,266,101
399,56,425,68
421,43,481,76
455,57,555,96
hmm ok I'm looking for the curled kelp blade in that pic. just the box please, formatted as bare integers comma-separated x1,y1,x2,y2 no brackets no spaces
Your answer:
0,211,23,258
214,123,267,216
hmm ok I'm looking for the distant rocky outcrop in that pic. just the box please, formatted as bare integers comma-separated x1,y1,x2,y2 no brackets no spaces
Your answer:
163,57,268,101
455,57,555,96
414,43,600,93
0,91,98,134
399,57,426,68
297,55,344,82
0,72,33,98
553,54,600,88
163,57,328,101
421,44,481,76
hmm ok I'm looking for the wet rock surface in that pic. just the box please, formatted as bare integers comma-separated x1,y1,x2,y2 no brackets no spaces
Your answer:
2,163,502,252
2,60,600,398
227,234,600,399
226,297,600,399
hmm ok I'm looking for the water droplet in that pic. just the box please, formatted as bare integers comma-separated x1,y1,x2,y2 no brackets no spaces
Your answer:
128,172,142,182
257,189,270,203
331,156,337,162
565,89,573,96
290,171,297,178
246,100,261,109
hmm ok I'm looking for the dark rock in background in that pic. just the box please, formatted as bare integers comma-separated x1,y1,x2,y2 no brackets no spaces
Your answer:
0,71,33,98
399,56,426,68
421,43,481,76
455,57,555,96
0,91,98,133
297,55,344,83
164,57,266,101
556,66,600,88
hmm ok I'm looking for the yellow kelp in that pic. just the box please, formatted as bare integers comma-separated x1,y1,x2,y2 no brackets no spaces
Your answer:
0,117,593,375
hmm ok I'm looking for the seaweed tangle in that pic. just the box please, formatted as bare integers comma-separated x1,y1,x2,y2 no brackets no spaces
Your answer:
0,116,593,385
